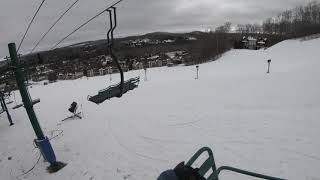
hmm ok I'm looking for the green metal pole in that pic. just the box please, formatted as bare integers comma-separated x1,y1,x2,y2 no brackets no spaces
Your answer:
8,43,45,140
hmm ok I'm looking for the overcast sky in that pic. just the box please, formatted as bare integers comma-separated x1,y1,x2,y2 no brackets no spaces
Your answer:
0,0,309,58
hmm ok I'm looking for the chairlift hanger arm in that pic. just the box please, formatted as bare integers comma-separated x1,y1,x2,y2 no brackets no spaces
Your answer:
107,10,113,45
108,7,123,97
111,7,117,42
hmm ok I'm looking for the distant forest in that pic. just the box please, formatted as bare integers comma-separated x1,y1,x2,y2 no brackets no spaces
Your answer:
216,1,320,38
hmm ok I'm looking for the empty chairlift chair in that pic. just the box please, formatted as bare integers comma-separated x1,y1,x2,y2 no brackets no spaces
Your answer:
87,7,139,105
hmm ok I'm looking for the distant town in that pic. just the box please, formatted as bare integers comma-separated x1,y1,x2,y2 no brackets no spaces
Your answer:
0,31,280,91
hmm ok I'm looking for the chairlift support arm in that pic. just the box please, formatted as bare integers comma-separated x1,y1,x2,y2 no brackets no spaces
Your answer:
107,7,123,97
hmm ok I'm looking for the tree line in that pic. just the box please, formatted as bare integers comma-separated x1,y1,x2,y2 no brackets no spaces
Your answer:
216,1,320,38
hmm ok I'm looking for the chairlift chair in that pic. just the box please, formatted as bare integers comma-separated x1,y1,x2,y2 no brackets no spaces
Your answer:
62,101,82,121
88,7,139,104
186,147,285,180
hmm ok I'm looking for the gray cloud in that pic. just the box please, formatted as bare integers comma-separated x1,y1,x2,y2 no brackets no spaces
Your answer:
0,0,309,58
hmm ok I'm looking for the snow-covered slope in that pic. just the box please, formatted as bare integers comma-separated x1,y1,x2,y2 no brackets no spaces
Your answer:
1,38,320,180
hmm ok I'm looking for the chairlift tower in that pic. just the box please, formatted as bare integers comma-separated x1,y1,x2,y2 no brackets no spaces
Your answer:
0,91,14,126
8,43,65,172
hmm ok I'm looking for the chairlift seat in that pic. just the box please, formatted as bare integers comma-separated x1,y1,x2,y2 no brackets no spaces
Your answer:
88,76,140,104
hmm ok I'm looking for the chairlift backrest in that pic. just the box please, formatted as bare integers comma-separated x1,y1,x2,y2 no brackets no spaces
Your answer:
186,147,218,180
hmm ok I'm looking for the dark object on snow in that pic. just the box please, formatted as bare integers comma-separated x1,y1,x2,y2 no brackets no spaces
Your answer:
68,102,77,114
267,59,272,73
195,65,199,80
47,161,67,173
63,102,82,121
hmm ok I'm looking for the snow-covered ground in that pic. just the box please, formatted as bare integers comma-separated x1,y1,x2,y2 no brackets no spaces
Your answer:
1,38,320,180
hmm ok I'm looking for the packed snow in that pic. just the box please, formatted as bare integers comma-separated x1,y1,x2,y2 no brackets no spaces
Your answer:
1,37,320,180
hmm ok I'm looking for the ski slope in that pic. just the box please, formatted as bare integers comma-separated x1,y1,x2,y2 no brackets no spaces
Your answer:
1,37,320,180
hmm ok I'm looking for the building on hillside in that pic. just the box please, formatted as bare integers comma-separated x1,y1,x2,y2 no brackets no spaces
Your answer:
239,36,257,49
148,61,158,68
107,67,113,74
156,60,163,67
74,72,84,79
32,69,54,82
166,51,187,66
235,36,267,50
58,73,65,80
99,68,106,76
186,36,197,41
162,39,175,43
257,38,268,49
134,62,144,70
67,73,75,80
48,72,58,83
88,69,94,77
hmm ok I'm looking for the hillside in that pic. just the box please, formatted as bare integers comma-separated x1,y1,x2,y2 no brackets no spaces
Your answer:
0,37,319,180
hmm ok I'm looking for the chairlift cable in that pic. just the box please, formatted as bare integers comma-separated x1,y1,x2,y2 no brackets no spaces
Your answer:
30,0,82,53
51,0,124,50
17,0,47,53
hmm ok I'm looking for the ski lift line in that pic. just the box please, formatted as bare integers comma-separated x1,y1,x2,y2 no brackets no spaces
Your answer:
17,0,47,53
51,0,124,50
30,0,82,54
51,10,106,49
